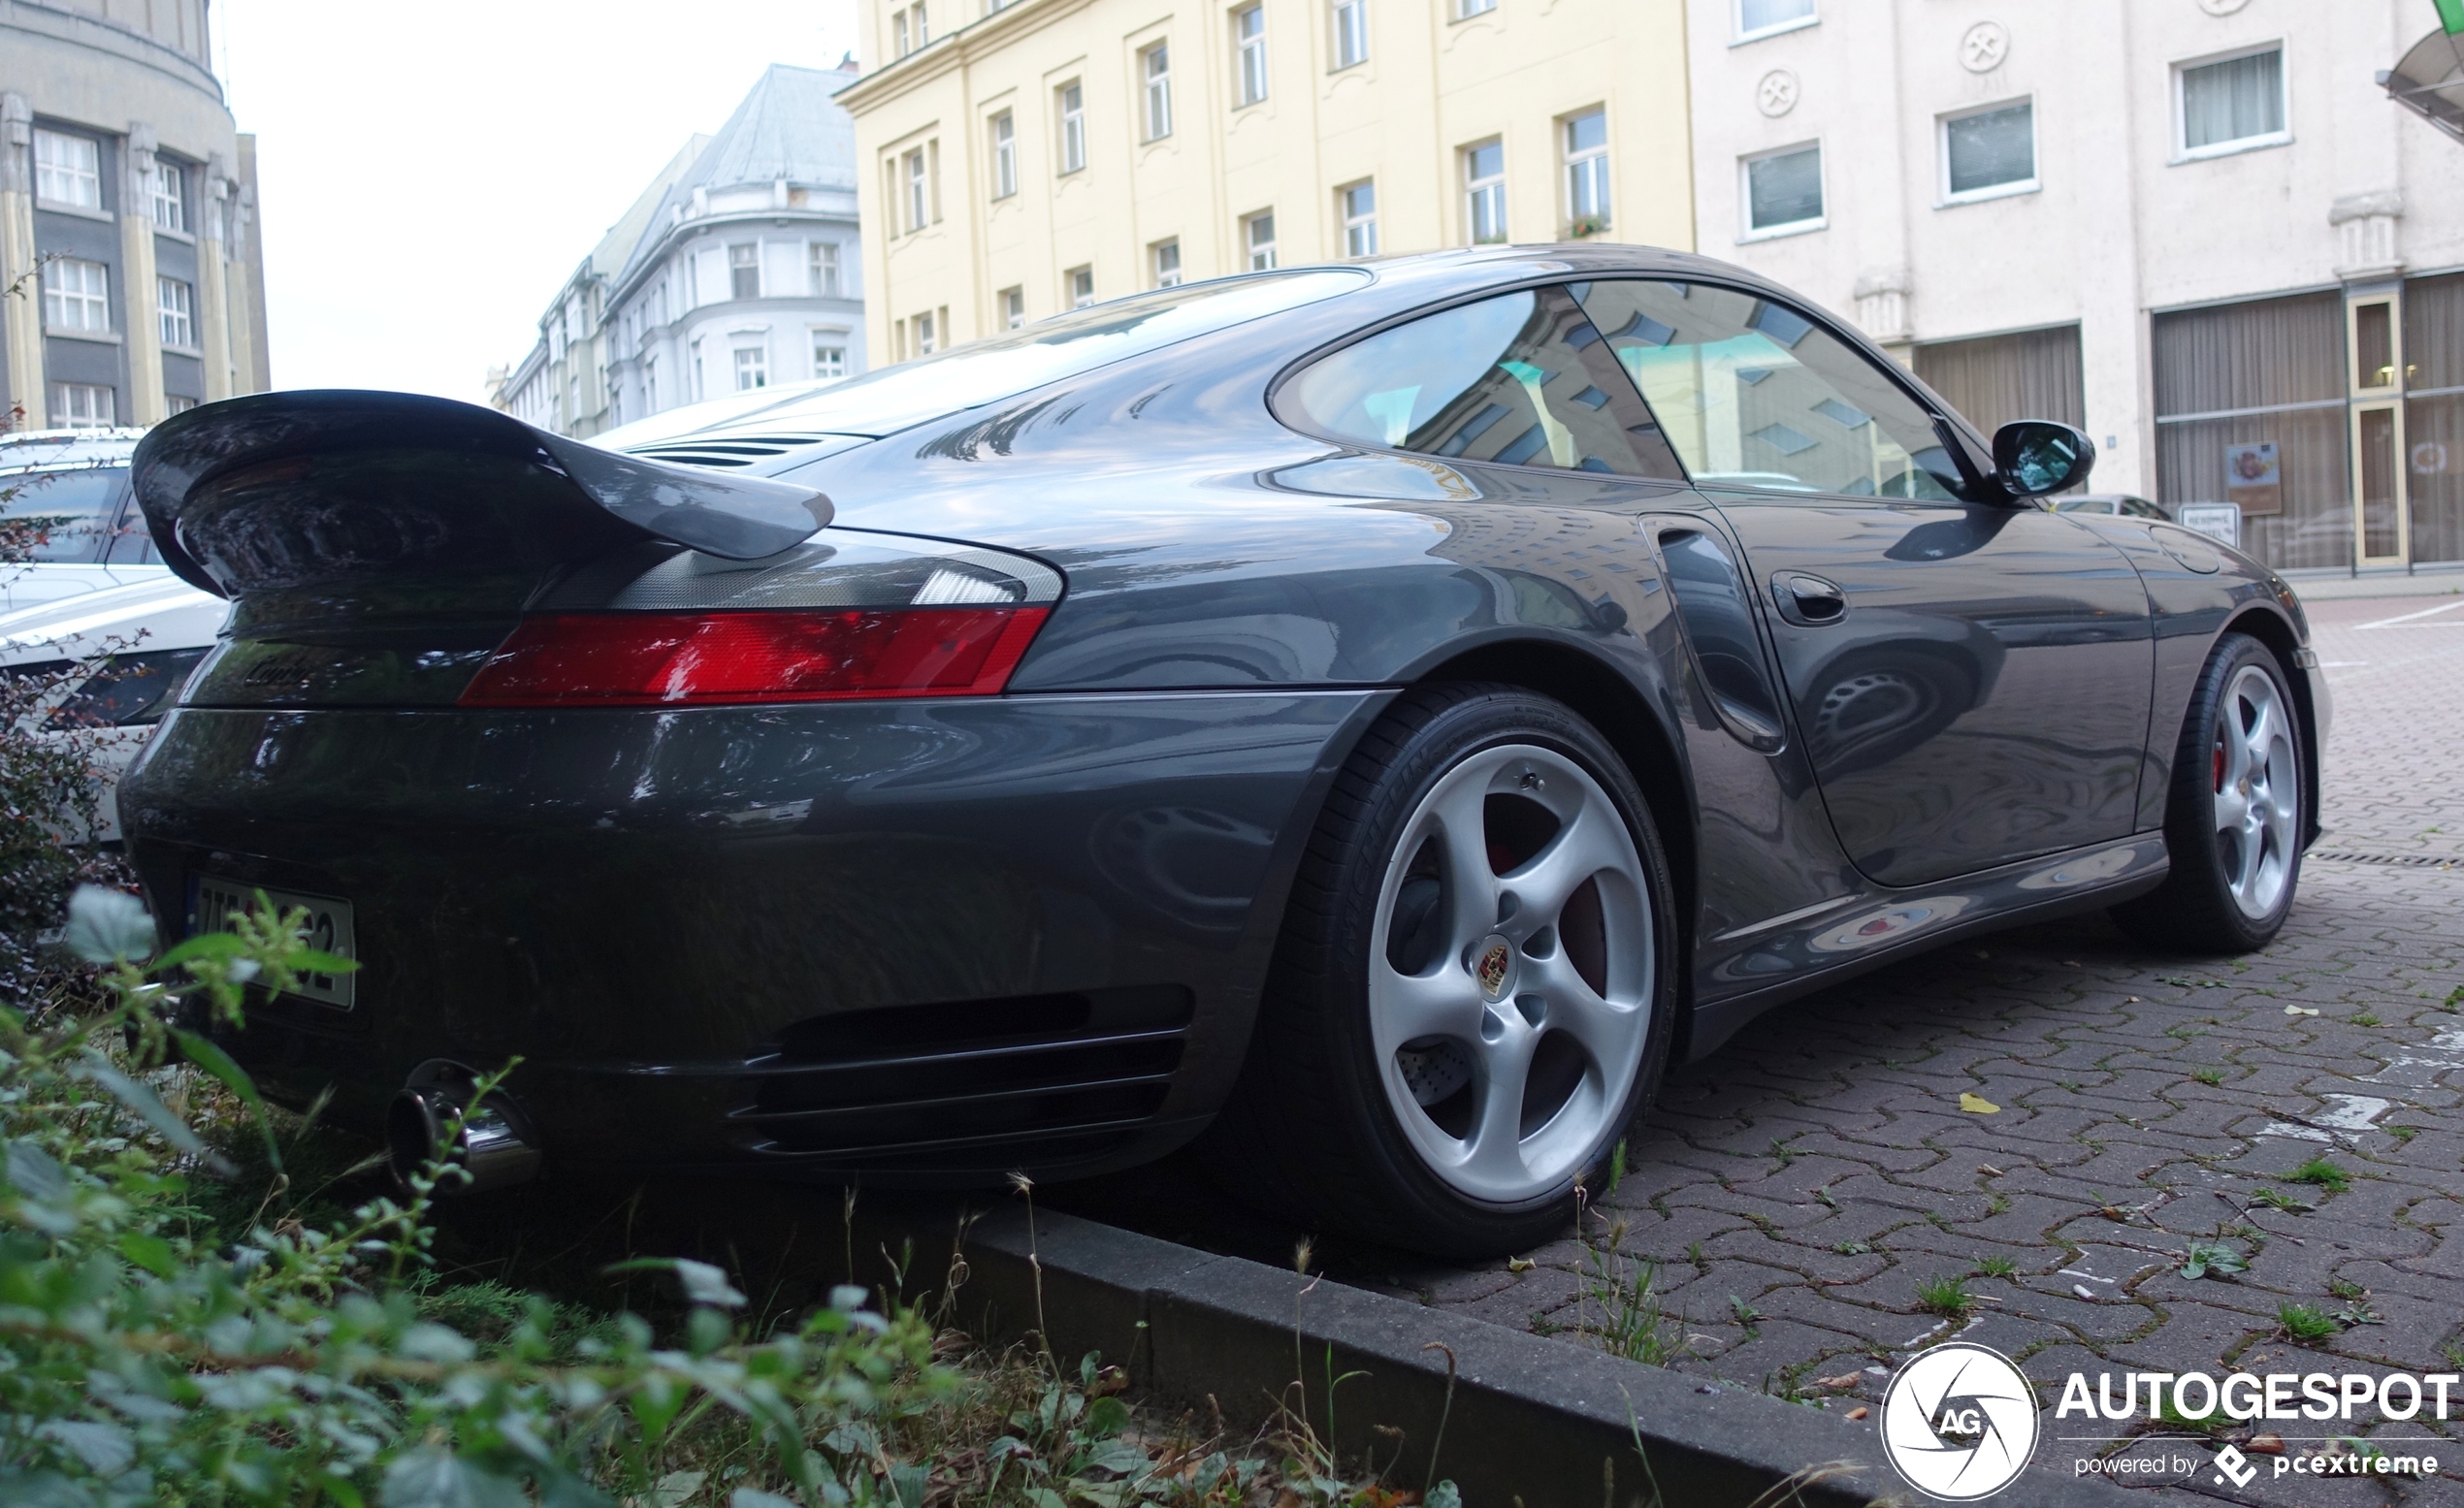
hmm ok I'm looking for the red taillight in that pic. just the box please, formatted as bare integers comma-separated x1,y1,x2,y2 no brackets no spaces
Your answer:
458,607,1049,707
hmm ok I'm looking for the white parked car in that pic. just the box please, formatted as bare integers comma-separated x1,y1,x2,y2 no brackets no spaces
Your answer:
2,429,229,842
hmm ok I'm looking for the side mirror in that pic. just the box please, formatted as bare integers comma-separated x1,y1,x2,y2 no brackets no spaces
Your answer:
1992,421,2095,499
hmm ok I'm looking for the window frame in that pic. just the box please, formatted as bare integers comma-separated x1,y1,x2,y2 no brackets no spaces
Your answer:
904,148,929,231
1246,210,1278,271
43,258,113,334
1057,81,1087,174
1733,0,1817,45
1562,109,1610,235
156,275,195,349
1000,286,1026,328
148,158,187,233
1936,96,2039,207
810,241,842,298
1151,239,1183,288
1461,140,1507,246
32,128,103,209
1331,0,1369,71
1453,0,1497,19
1142,41,1175,142
729,241,762,300
1066,265,1095,308
811,334,848,379
990,111,1019,198
1738,141,1826,241
49,382,117,430
1340,179,1378,257
1235,5,1269,107
2172,41,2290,162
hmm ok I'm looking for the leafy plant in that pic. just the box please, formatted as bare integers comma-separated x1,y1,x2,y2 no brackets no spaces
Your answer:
2178,1240,2248,1281
1913,1273,1972,1318
2277,1303,2339,1342
2192,1068,2225,1086
1973,1255,2019,1280
2284,1157,2351,1194
1575,1223,1687,1366
1727,1296,1762,1337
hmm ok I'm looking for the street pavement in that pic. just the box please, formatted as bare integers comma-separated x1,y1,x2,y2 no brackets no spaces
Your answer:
1062,587,2464,1503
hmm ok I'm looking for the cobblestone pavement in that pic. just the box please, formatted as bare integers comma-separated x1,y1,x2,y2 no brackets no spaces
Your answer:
1062,590,2464,1504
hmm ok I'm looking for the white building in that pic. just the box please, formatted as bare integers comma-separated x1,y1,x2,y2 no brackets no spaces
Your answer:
497,64,867,438
1687,0,2464,580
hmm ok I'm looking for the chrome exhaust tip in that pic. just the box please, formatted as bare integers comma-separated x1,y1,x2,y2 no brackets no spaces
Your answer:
386,1061,543,1197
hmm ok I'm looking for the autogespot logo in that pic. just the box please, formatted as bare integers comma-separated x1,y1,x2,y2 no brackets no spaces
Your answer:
1879,1343,2041,1500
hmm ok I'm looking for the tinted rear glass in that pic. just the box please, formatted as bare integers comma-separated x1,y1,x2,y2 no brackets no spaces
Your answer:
618,269,1369,444
1,465,127,561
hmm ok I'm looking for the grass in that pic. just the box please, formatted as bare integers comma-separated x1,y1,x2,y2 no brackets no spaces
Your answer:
2329,1277,2366,1300
1575,1229,1688,1366
2277,1303,2339,1343
2443,984,2464,1011
2192,1068,2225,1086
1832,1240,1870,1257
2390,1125,2421,1143
1728,1296,1763,1337
1973,1255,2019,1280
1914,1273,1973,1318
2351,1012,2381,1027
2248,1186,2315,1213
1985,1194,2011,1216
2284,1157,2352,1194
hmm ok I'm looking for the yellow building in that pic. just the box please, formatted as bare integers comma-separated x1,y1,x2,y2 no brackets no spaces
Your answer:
837,0,1695,365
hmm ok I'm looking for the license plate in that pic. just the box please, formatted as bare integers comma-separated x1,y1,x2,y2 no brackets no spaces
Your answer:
191,877,357,1010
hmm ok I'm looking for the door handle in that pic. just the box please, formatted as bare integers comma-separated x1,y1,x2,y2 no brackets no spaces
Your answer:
1771,572,1847,626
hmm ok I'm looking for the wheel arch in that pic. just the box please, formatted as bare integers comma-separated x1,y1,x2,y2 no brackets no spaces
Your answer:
2221,604,2323,848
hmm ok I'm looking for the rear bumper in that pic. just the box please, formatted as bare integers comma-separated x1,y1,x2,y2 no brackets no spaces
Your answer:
118,689,1381,1182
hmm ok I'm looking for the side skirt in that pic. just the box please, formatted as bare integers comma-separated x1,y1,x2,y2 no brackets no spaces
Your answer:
1682,834,2169,1063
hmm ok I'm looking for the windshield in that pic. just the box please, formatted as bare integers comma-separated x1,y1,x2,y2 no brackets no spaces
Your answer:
1,465,128,562
600,269,1370,449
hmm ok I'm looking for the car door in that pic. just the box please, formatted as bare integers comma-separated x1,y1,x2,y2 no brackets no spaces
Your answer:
1572,279,2153,888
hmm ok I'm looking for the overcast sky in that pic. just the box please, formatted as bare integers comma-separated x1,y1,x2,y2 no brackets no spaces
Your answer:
215,0,861,402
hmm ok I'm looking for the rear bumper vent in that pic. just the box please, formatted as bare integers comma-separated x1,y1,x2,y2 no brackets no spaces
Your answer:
733,984,1195,1167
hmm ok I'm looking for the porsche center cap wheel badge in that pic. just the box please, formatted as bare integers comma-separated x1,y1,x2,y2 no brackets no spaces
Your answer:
1474,937,1514,1001
1878,1343,2039,1500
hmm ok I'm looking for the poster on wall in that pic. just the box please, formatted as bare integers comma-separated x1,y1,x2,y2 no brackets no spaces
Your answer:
2224,441,2282,516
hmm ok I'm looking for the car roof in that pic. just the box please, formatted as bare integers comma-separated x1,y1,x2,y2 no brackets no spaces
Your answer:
0,430,144,475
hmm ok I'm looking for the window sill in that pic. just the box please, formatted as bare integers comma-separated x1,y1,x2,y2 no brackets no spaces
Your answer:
2170,132,2291,166
1328,59,1369,76
160,344,204,359
1937,179,2040,209
1732,16,1818,47
152,226,197,245
1447,6,1500,24
45,326,123,344
34,199,113,223
1737,217,1826,242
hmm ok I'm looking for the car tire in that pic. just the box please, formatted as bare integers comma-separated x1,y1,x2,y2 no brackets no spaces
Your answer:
2110,632,2306,954
1204,683,1678,1259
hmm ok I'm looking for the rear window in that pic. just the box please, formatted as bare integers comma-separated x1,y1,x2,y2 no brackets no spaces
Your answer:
1,465,128,561
614,269,1369,445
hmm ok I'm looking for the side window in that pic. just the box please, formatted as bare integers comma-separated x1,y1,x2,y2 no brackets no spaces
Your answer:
1282,285,1685,478
105,482,157,563
1572,280,1964,498
2,465,127,562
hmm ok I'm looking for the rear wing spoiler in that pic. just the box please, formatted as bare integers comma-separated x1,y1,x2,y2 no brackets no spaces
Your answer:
131,391,833,599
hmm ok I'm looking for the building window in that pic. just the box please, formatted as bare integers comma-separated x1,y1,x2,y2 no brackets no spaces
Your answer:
1564,110,1609,235
1246,210,1278,270
1942,100,2036,200
2153,291,2348,570
1151,239,1183,287
1735,0,1815,41
1743,144,1824,236
1332,0,1368,69
148,160,186,232
893,1,929,55
1236,6,1269,105
691,337,705,401
43,259,111,333
33,130,102,209
1456,0,1496,16
1001,286,1025,328
50,383,115,429
164,395,198,415
912,310,938,355
813,337,847,378
1067,265,1095,308
1341,180,1378,256
893,8,909,55
1143,43,1174,141
157,276,194,348
729,242,762,300
1462,141,1507,244
1057,82,1086,173
990,112,1018,198
645,354,660,410
2179,47,2286,156
904,148,928,231
810,241,841,297
735,344,768,391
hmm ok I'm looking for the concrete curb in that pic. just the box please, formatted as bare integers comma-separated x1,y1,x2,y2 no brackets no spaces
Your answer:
864,1201,2139,1507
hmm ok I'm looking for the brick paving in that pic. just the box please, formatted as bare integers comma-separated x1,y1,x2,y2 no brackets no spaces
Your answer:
1061,589,2464,1503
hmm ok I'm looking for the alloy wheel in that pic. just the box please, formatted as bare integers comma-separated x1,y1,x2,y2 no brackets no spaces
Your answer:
2210,663,2298,920
1366,742,1654,1203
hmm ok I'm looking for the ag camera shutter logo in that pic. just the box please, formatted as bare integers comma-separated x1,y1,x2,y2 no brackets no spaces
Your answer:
1878,1343,2040,1499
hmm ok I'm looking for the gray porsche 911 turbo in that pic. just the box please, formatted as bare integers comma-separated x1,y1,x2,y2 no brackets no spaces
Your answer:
118,245,2324,1257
